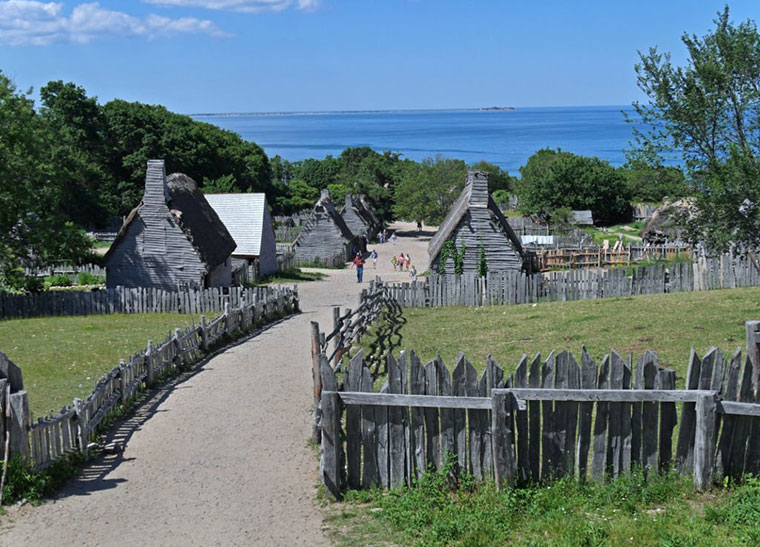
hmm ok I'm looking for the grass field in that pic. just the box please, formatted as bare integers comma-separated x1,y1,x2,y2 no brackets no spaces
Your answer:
0,313,201,416
389,286,760,382
325,462,760,546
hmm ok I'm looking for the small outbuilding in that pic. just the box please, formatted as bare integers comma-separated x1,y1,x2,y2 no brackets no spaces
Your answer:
294,189,358,265
205,193,278,278
341,194,382,241
428,170,525,274
104,160,236,289
571,210,594,226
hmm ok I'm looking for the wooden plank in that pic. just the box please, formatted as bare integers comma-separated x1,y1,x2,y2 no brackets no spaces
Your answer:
513,356,529,483
657,368,677,472
576,348,596,480
528,354,541,482
377,383,390,489
361,366,378,488
321,390,342,499
642,355,659,473
409,351,426,479
565,352,580,477
452,355,467,472
716,348,741,479
620,356,633,475
492,390,516,488
676,350,702,473
694,393,718,491
437,357,455,470
631,353,644,468
465,357,482,480
607,351,624,478
504,388,713,404
388,355,404,488
540,351,556,480
345,352,363,488
553,351,569,478
479,368,491,479
424,360,441,470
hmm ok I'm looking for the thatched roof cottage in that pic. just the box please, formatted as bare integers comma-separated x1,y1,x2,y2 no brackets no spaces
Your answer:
428,170,525,274
104,160,236,289
205,193,278,278
341,194,382,241
294,189,358,265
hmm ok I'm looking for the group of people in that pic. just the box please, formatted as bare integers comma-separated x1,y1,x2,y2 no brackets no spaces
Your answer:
351,226,420,284
377,229,397,245
391,252,411,271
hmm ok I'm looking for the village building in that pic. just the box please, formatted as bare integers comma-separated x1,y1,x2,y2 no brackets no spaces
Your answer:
294,189,359,265
205,193,278,279
340,194,382,243
104,160,236,289
428,170,526,274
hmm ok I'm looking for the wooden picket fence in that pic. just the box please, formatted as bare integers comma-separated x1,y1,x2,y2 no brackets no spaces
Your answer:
17,285,299,469
535,245,690,270
0,285,270,320
386,254,760,308
318,321,760,498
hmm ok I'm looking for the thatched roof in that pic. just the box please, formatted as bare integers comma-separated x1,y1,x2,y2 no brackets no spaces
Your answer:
642,198,695,243
428,170,523,261
165,173,236,269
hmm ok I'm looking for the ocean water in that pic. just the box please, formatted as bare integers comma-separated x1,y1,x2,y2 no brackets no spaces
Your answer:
194,105,636,173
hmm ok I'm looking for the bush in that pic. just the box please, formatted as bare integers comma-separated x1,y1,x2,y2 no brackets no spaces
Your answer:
2,453,82,505
22,276,44,293
46,274,73,287
77,272,104,286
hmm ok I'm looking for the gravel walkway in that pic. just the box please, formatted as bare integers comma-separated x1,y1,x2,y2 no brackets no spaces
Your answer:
0,222,431,547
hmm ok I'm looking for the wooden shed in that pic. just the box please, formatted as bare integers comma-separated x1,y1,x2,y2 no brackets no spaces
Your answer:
205,193,278,278
294,189,358,265
341,194,382,241
104,160,236,289
428,170,525,274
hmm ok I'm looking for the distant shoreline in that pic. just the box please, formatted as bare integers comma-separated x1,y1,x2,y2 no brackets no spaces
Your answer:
190,107,518,118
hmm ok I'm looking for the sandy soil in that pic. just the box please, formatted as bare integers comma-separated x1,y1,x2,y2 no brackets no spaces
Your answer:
0,222,432,547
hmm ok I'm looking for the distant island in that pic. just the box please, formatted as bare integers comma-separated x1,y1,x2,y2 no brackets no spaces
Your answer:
476,106,516,111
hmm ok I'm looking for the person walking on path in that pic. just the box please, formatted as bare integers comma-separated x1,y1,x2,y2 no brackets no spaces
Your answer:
391,232,397,245
370,249,378,269
410,264,417,282
391,255,398,270
351,252,365,283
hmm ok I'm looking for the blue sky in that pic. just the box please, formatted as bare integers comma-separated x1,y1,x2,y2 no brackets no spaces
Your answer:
1,1,757,113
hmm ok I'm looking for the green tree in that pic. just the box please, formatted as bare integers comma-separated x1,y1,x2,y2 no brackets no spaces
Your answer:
471,160,515,192
633,6,760,249
516,148,631,225
0,73,93,288
393,155,468,225
619,148,688,203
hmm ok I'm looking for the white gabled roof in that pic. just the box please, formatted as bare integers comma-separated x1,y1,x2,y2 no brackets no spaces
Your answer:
205,193,267,257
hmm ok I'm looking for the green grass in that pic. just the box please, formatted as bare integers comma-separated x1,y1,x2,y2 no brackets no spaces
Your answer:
0,313,201,416
325,457,759,546
381,286,760,382
253,268,327,286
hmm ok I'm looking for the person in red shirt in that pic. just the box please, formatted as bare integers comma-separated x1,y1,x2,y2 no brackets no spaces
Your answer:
352,253,365,283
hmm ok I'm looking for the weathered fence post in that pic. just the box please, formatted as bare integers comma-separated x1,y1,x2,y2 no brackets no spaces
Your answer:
311,321,323,443
746,321,760,394
224,302,231,334
145,340,155,387
332,306,341,355
8,391,30,460
119,359,128,405
73,397,88,457
491,390,516,489
199,316,209,351
173,328,183,368
694,392,718,491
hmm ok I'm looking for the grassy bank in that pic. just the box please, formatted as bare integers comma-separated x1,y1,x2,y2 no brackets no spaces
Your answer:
325,460,760,546
385,286,760,381
0,313,201,415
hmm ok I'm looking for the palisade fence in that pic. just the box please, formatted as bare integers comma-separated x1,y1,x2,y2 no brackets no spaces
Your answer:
0,286,269,320
318,321,760,499
386,254,760,308
0,285,298,469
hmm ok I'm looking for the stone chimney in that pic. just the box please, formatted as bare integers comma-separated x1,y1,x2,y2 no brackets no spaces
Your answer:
144,159,170,206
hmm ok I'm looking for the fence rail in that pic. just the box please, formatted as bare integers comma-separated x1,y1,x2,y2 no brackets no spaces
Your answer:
534,245,690,270
0,285,275,320
9,285,299,469
318,321,760,498
386,254,760,308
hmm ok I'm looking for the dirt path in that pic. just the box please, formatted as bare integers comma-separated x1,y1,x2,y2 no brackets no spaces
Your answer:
0,222,431,547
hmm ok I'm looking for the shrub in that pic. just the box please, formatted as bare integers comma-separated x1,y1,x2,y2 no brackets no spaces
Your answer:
47,274,73,287
77,272,104,286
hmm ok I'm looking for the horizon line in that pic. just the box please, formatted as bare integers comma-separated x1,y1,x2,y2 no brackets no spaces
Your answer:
189,104,634,117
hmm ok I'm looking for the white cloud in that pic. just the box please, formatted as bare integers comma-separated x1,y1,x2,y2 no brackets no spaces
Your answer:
142,0,319,13
0,1,229,46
